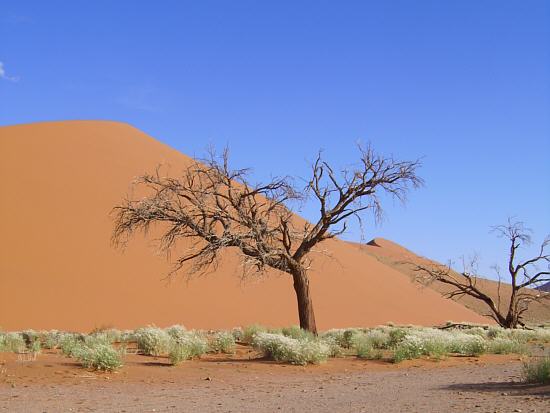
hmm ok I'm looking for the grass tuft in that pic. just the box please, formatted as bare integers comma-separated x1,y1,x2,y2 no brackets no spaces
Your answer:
522,357,550,384
77,343,125,371
135,326,172,356
252,332,330,365
59,334,84,357
281,325,315,341
165,325,187,341
487,338,528,355
168,332,208,365
242,324,268,344
210,331,236,354
0,332,26,353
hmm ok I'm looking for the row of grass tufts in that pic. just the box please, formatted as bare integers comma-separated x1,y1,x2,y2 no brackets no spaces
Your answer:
319,324,543,363
1,324,549,371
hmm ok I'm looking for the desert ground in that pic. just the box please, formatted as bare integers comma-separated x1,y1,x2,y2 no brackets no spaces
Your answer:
1,345,549,413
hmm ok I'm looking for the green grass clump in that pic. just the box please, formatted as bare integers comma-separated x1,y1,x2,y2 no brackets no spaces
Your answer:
421,339,447,360
319,329,347,347
388,328,408,348
168,332,209,365
487,326,504,339
319,336,344,357
365,329,391,349
522,357,550,384
184,332,208,356
42,330,63,349
531,328,550,342
210,331,236,354
135,326,172,356
390,329,442,362
448,334,486,356
169,343,193,365
182,332,208,357
487,327,550,344
509,328,550,343
84,333,115,347
325,326,500,362
29,339,42,355
21,330,40,347
252,332,330,365
320,328,365,349
281,325,315,341
353,336,382,359
231,327,244,342
392,336,424,363
242,324,268,344
347,330,390,359
90,329,122,344
77,343,125,371
0,332,26,353
59,334,84,357
120,330,137,343
487,338,528,355
342,329,361,348
390,329,487,362
463,327,487,338
165,325,187,341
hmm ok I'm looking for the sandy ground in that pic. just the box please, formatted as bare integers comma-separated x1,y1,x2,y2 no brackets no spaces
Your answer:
1,348,548,412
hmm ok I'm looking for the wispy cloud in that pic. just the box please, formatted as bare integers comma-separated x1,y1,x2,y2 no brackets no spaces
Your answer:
4,13,33,25
0,62,20,82
116,85,161,112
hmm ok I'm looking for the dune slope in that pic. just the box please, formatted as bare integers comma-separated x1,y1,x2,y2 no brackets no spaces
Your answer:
363,238,550,324
0,121,489,331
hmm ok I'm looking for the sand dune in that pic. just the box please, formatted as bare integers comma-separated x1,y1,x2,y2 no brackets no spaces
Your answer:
363,238,550,324
0,121,489,331
538,282,550,292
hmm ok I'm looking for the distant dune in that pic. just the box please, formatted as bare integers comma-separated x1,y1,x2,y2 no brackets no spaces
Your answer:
0,121,490,331
362,238,550,325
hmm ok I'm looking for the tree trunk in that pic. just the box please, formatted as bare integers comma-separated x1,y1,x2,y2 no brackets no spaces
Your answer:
502,288,519,329
291,268,318,335
503,311,519,329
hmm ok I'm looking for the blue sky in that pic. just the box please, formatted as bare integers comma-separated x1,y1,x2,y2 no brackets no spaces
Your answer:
1,1,549,279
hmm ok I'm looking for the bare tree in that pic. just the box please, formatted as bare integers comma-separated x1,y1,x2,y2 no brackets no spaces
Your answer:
112,145,422,334
412,219,550,328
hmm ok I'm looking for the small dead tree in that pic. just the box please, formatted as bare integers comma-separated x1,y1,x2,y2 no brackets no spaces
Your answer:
413,219,550,328
112,145,422,334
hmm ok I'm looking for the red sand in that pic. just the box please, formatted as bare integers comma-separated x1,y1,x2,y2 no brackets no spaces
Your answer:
4,349,544,413
0,120,490,331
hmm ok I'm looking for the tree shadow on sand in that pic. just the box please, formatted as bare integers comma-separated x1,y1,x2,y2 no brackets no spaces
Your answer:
444,381,549,397
200,355,276,364
124,355,273,367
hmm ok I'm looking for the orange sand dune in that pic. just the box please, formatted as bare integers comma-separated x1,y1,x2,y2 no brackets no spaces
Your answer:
363,238,550,324
0,121,489,331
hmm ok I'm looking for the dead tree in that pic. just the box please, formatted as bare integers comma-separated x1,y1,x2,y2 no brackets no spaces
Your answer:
112,145,422,334
412,219,550,328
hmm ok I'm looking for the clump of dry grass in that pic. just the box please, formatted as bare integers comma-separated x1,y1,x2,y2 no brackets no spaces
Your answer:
252,332,330,365
523,357,550,384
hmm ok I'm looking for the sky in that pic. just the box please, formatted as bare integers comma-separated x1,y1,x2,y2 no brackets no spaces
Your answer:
1,1,549,279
